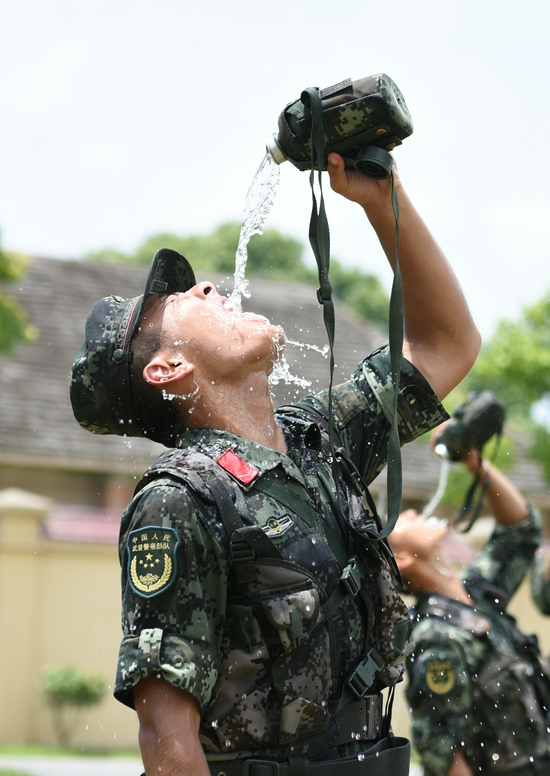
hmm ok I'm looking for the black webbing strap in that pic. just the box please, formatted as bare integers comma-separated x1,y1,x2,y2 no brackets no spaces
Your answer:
301,87,338,480
200,468,245,537
383,174,403,539
454,457,492,532
453,432,503,532
252,473,349,569
300,87,404,542
206,735,411,776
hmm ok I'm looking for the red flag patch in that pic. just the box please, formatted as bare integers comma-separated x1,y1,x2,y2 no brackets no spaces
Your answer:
217,449,260,485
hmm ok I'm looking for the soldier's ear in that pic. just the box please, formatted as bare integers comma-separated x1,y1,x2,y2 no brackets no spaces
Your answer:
143,356,194,386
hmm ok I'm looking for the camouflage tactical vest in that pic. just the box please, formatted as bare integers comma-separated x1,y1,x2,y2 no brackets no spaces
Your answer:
134,418,412,758
414,594,550,771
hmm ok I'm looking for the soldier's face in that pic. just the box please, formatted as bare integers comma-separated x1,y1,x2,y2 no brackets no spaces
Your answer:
141,282,285,379
390,509,448,563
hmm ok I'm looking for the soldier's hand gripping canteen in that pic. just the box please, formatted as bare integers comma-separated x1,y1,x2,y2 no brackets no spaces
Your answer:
433,391,506,532
266,73,413,180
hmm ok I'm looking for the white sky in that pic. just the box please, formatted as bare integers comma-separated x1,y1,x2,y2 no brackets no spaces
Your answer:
1,0,549,339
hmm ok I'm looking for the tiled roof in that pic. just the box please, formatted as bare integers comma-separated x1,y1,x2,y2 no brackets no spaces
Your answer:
0,256,384,472
1,255,548,510
45,506,120,544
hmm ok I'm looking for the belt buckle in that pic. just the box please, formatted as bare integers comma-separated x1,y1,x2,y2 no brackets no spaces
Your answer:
243,760,280,776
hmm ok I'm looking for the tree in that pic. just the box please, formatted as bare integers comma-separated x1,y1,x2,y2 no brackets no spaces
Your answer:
85,222,390,326
41,666,108,748
0,235,37,355
465,296,550,411
461,292,550,482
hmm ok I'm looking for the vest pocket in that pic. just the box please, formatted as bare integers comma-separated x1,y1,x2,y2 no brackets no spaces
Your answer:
261,588,321,650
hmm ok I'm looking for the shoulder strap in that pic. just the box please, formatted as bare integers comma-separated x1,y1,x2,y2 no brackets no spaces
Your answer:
251,472,349,569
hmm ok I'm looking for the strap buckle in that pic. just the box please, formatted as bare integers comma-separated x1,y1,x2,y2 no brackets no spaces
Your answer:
341,556,362,597
347,649,385,698
230,533,254,564
288,608,304,644
243,760,280,776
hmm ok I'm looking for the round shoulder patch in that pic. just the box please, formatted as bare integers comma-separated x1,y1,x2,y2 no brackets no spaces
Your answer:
425,657,456,695
127,526,179,598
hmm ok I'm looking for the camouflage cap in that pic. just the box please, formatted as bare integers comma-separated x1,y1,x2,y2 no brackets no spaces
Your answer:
70,248,196,438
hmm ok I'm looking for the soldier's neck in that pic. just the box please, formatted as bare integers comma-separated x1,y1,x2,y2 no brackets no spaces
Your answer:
187,379,288,453
411,561,473,605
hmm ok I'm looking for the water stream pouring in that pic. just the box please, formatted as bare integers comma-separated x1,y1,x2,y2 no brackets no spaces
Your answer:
232,73,414,538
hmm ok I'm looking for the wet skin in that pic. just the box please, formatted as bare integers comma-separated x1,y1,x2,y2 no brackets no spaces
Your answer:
140,281,285,384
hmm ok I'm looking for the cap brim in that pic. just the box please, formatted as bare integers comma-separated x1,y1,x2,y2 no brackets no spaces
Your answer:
144,247,196,298
124,246,197,357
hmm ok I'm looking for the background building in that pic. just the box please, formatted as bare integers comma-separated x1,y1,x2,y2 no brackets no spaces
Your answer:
1,257,549,749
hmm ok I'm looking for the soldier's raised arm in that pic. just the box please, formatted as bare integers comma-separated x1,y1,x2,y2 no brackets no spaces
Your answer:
327,153,481,399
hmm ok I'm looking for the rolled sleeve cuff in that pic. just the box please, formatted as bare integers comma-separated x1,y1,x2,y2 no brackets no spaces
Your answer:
360,346,449,443
114,627,219,711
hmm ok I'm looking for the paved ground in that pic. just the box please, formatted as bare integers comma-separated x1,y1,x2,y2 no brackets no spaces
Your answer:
0,756,143,775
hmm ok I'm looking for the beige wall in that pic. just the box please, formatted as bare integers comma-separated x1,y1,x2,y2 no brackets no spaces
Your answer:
4,486,550,753
0,487,139,751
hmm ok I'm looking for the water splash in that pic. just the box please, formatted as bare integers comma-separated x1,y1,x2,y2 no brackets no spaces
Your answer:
269,341,311,390
227,151,280,312
228,151,328,392
286,339,329,358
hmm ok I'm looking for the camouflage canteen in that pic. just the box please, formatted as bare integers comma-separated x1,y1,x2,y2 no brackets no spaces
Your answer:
269,73,413,173
69,247,195,438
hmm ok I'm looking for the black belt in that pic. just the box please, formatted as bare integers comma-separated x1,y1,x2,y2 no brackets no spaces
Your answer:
207,735,410,776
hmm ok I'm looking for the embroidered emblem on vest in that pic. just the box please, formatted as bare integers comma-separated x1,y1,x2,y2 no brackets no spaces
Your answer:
263,514,293,538
217,449,259,485
426,657,455,694
128,526,179,598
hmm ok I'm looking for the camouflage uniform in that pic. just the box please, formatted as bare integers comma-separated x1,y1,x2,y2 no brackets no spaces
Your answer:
406,505,550,776
531,550,550,616
114,345,447,765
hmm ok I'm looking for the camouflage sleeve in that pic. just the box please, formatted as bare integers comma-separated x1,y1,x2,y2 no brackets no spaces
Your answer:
406,627,473,776
531,549,550,616
113,479,228,711
463,504,542,606
306,344,449,483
